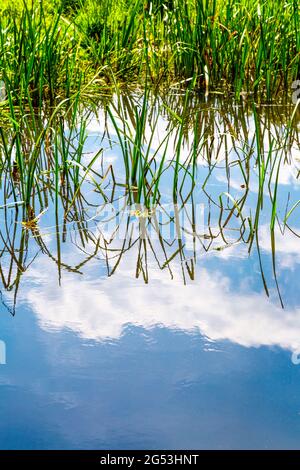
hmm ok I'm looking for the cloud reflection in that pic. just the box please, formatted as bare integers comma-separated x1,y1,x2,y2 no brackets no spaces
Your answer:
14,246,300,354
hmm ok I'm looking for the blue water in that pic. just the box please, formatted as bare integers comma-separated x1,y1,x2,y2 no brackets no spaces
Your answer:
0,240,300,449
0,309,299,450
0,98,300,449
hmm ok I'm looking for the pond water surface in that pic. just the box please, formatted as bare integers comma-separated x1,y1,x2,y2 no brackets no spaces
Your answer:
0,94,300,449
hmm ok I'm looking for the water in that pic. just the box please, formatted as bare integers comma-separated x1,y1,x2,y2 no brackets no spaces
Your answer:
0,93,300,449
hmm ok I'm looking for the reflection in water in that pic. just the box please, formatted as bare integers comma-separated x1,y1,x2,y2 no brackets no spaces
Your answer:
13,249,300,353
0,93,299,307
0,93,300,449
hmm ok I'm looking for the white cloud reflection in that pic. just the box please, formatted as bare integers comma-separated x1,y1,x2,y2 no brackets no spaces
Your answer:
14,240,300,355
11,98,300,353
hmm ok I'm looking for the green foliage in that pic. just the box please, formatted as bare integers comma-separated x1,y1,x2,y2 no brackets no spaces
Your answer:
0,0,299,99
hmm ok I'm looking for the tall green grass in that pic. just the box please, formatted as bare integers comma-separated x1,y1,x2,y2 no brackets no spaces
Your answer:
71,0,300,95
0,0,298,97
0,0,94,107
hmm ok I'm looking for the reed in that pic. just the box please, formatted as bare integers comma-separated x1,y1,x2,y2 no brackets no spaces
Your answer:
0,0,298,97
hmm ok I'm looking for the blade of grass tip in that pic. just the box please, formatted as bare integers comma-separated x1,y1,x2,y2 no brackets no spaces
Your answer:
284,199,300,224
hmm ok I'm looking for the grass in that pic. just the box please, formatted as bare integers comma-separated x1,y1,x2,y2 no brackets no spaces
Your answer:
0,0,299,100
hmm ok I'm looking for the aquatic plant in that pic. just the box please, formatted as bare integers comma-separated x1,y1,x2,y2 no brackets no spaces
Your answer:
0,0,298,97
